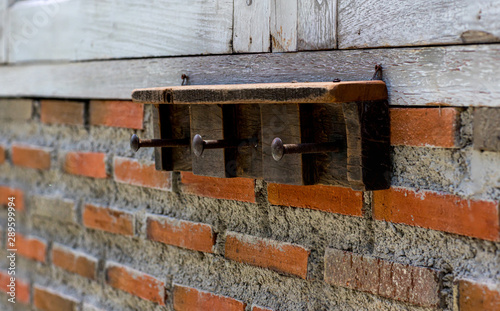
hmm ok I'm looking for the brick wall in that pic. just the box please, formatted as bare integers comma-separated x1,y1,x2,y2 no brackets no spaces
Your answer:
0,99,498,310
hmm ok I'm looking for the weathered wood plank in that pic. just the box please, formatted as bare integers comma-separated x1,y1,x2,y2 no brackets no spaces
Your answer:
338,0,500,49
0,45,499,107
0,0,7,63
298,0,337,50
7,0,233,62
132,81,388,105
271,0,297,52
473,108,500,152
233,0,271,53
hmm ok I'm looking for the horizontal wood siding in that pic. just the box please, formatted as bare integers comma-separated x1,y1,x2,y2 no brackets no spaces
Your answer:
338,0,500,49
0,0,6,63
1,44,499,107
7,0,233,62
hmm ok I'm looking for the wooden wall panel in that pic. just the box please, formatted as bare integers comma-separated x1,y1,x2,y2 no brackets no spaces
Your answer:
7,0,233,62
271,0,298,52
0,0,7,63
298,0,337,50
1,44,499,108
233,0,271,53
338,0,500,49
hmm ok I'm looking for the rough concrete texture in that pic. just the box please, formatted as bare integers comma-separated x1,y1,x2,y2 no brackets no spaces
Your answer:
0,104,498,311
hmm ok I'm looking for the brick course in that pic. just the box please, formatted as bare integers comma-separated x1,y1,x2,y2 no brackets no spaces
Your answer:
0,271,30,304
373,187,500,241
64,151,107,178
146,214,216,253
34,286,79,311
173,284,246,311
180,172,256,203
11,143,51,170
268,183,363,216
457,279,500,311
52,243,98,279
105,262,166,305
89,100,144,129
0,186,24,211
15,233,47,263
114,157,172,191
324,248,441,307
40,99,85,125
82,203,134,236
225,231,310,279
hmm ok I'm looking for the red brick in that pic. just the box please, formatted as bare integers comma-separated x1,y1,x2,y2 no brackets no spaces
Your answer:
0,186,25,211
224,231,310,279
34,285,79,311
173,284,246,311
105,262,165,305
64,151,107,178
0,145,5,164
90,100,144,129
180,172,255,203
458,279,500,311
0,271,30,304
390,107,460,148
11,143,51,170
268,183,363,216
324,248,440,307
147,214,215,253
373,187,500,241
82,203,134,236
40,100,84,126
15,233,47,263
114,157,171,191
51,244,97,279
252,305,274,311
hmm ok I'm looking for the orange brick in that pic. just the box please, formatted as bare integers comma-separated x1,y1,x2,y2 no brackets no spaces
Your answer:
252,306,274,311
268,183,363,216
324,248,441,307
0,186,25,211
390,107,460,148
458,279,500,311
173,284,246,311
180,172,255,203
105,262,165,305
15,233,47,263
0,271,30,304
90,100,144,129
40,99,84,126
147,214,215,253
225,231,310,279
11,143,51,170
34,285,79,311
82,203,134,236
51,244,97,279
64,151,107,178
114,157,171,191
0,145,5,164
373,187,499,241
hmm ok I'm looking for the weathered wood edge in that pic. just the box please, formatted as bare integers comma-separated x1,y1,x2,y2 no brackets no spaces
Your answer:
1,44,499,107
131,81,387,105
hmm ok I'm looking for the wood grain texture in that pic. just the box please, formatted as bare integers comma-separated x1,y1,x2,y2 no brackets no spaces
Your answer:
271,0,297,52
132,81,388,105
7,0,233,62
473,108,500,152
338,0,500,49
1,45,499,107
0,0,6,63
233,0,271,53
298,0,337,50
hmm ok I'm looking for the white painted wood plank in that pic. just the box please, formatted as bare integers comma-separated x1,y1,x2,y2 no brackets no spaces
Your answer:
338,0,500,49
271,0,297,52
0,44,499,107
7,0,233,63
0,0,7,63
233,0,271,53
298,0,337,50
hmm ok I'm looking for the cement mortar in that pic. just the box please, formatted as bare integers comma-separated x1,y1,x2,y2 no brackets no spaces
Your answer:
0,105,498,310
